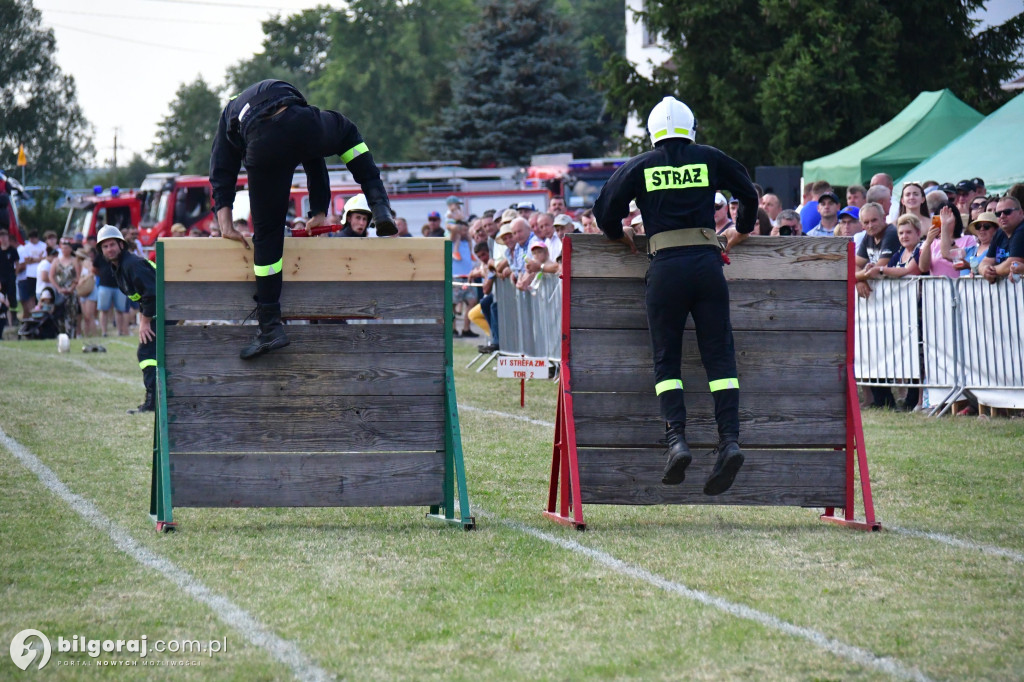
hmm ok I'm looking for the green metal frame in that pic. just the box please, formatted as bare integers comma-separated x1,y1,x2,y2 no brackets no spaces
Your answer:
149,241,175,532
429,240,475,529
148,239,473,531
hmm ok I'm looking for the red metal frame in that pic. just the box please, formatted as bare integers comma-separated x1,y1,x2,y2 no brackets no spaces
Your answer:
543,237,586,530
820,242,881,531
545,238,878,531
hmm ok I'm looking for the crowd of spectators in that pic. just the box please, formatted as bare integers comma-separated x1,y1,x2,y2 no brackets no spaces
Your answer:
0,226,150,343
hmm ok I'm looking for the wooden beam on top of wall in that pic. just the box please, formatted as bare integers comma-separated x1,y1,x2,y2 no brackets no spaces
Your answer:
160,237,447,283
567,234,849,281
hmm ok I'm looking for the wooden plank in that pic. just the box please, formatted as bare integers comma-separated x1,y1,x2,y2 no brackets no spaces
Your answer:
164,323,443,356
160,237,447,283
165,349,444,398
566,234,849,281
571,330,846,394
167,395,444,453
570,279,847,331
170,452,444,507
577,448,846,506
572,392,846,448
163,281,445,321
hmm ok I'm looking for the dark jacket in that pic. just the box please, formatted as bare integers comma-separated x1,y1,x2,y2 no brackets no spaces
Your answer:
209,80,307,214
593,138,758,239
111,248,157,318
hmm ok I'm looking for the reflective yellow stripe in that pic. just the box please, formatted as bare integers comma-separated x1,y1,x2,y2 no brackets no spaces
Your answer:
340,142,369,164
709,378,739,392
674,127,689,136
129,293,141,301
139,359,157,370
653,129,667,140
655,379,683,395
148,260,157,269
644,164,710,192
254,258,283,277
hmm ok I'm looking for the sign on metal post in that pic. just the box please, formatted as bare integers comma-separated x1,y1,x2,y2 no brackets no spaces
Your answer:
496,355,548,379
17,145,26,167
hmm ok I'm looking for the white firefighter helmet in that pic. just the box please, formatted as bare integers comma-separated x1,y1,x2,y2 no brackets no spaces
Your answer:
95,224,126,245
342,194,372,225
648,96,696,145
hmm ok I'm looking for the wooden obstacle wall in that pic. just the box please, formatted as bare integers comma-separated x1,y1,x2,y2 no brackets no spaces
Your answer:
151,238,473,529
548,235,865,521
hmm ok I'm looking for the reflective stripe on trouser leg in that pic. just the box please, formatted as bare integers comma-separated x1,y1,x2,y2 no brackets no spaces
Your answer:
138,336,156,394
253,259,284,277
655,379,683,394
708,378,738,392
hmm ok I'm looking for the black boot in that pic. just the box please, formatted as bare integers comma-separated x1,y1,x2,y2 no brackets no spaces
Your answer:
128,390,154,415
660,425,691,485
240,303,290,360
704,439,744,495
370,202,397,236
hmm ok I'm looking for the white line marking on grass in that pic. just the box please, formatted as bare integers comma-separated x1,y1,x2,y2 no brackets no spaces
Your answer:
0,426,334,682
480,510,932,682
457,403,554,428
0,345,136,385
456,402,1024,566
888,526,1024,564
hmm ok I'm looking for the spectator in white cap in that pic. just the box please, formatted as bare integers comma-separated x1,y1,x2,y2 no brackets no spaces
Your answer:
553,213,575,241
713,192,732,234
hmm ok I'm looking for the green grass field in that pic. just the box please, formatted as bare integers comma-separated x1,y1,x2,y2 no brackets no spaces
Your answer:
1,337,1023,681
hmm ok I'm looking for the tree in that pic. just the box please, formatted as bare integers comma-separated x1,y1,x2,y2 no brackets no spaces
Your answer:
93,153,159,190
150,77,222,175
309,0,478,162
0,0,94,183
597,0,1024,169
226,7,337,96
425,0,615,166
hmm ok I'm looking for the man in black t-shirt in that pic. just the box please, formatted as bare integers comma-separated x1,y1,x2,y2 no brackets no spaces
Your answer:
980,196,1024,282
854,202,900,299
0,228,18,326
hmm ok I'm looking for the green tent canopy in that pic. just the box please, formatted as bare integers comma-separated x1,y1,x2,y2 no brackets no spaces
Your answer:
802,90,983,187
896,91,1024,194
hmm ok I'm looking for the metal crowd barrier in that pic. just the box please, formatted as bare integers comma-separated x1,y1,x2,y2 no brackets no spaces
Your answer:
854,276,1024,415
471,274,561,372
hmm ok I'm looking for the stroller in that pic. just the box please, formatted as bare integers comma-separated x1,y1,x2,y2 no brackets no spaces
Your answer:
18,288,63,340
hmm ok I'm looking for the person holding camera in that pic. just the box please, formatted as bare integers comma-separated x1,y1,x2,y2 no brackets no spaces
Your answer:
770,209,802,237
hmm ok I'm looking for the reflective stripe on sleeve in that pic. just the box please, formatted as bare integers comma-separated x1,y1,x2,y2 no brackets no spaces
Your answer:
254,258,284,277
655,379,684,395
709,378,739,392
340,142,369,164
139,359,157,370
128,293,141,301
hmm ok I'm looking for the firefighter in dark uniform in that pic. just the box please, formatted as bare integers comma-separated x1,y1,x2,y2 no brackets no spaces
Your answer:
209,79,397,359
97,225,158,414
593,96,758,495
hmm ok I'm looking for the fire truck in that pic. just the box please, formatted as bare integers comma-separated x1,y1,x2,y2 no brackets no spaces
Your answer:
275,163,550,233
525,154,628,209
61,186,141,241
137,173,218,246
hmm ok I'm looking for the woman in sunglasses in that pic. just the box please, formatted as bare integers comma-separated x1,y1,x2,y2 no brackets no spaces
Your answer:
969,197,989,223
964,212,998,276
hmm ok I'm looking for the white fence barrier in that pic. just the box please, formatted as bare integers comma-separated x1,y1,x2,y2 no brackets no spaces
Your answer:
855,276,1024,414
